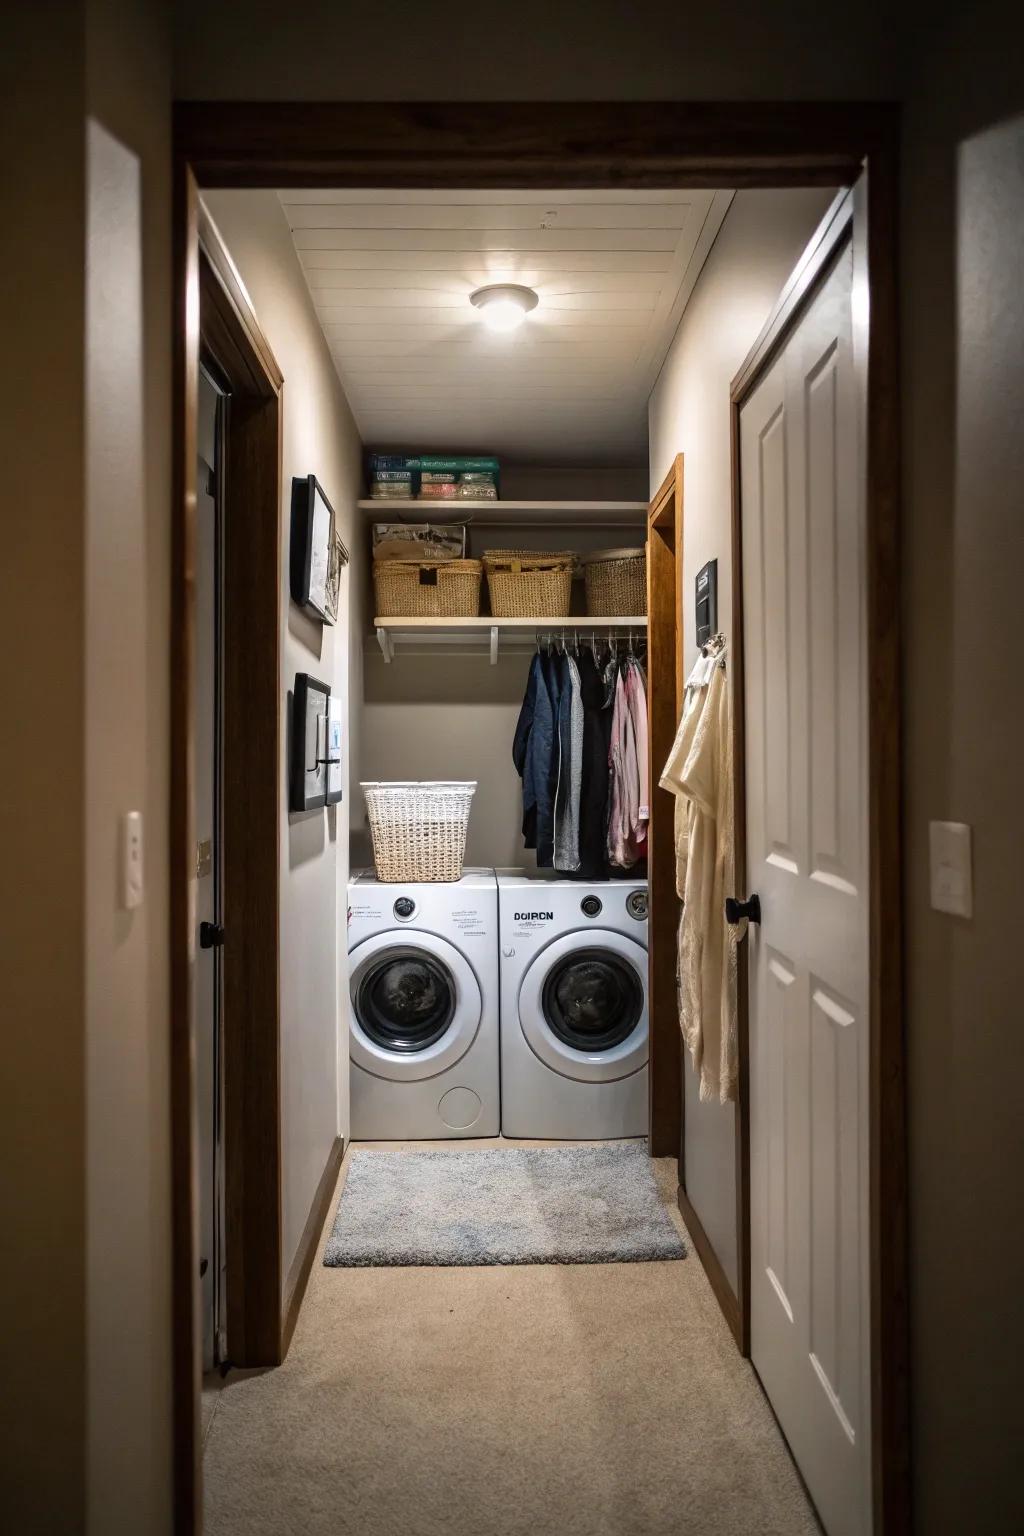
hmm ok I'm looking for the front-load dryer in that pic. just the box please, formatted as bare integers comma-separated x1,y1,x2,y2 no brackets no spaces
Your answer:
347,868,499,1140
497,874,649,1139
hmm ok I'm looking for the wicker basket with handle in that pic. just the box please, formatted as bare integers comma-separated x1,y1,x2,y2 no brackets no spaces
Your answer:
361,781,477,882
583,547,647,617
373,558,482,619
481,548,576,618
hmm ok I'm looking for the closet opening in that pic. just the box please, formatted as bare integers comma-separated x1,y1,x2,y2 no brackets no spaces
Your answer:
172,103,905,1536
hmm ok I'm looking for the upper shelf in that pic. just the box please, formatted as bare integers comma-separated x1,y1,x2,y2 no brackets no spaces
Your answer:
371,614,648,664
357,498,648,526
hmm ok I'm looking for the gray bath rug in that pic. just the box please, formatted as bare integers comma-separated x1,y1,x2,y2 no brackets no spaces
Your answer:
322,1142,686,1267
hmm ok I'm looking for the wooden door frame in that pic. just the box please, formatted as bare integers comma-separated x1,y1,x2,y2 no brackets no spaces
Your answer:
172,192,287,1525
170,101,906,1536
646,457,684,1159
648,454,749,1344
199,202,286,1374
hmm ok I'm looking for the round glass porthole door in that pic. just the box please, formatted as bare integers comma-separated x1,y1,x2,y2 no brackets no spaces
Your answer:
349,931,481,1082
518,929,648,1082
357,951,455,1053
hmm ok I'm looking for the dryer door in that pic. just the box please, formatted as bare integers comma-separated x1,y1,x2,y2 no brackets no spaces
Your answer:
349,931,482,1082
518,928,648,1083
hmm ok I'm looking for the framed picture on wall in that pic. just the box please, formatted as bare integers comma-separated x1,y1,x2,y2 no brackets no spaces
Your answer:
325,525,349,625
325,690,343,805
290,475,340,623
290,672,331,812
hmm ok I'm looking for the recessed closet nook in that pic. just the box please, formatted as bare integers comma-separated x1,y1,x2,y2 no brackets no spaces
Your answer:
198,179,872,1536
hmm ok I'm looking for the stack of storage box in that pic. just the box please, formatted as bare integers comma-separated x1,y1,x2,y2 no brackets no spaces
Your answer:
365,453,500,500
367,453,416,498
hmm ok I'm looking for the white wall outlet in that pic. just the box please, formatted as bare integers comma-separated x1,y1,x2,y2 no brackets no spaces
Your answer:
929,820,972,918
121,811,144,910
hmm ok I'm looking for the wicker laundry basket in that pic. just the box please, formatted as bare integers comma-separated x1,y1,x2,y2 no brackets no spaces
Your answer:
373,558,482,619
583,547,647,617
482,549,576,618
361,781,477,882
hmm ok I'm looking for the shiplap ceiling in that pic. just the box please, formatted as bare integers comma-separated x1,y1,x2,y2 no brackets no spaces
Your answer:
280,188,733,464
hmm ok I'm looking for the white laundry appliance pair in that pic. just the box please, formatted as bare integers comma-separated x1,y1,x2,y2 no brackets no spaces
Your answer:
346,869,649,1141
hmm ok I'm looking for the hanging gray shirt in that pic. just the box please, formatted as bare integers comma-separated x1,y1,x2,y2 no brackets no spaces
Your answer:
554,654,584,872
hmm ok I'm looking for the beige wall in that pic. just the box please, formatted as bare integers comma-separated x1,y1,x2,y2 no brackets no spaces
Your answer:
0,8,89,1529
202,191,365,1269
901,13,1024,1531
647,187,837,1289
84,3,174,1531
172,0,900,101
1,2,173,1533
358,654,535,873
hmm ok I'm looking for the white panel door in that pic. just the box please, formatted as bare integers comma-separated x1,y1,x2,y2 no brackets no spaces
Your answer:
740,235,870,1536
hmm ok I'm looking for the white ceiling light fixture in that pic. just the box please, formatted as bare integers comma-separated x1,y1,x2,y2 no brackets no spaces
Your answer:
469,283,540,333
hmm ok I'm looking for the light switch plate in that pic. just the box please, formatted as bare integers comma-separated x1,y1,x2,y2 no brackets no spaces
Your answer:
929,820,972,918
121,810,144,910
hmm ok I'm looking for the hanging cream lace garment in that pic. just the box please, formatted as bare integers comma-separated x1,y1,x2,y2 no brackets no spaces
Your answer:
658,645,742,1103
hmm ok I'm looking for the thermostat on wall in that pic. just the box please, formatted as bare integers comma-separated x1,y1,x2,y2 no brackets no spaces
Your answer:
695,559,718,647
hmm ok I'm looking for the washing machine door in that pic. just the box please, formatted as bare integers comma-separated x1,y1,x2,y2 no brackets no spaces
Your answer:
349,930,482,1082
518,928,648,1082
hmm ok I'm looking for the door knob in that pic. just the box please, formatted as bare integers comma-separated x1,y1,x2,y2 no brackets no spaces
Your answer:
199,921,225,949
725,894,761,925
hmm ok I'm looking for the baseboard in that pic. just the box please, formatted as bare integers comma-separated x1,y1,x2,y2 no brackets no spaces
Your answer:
677,1183,743,1350
281,1135,344,1357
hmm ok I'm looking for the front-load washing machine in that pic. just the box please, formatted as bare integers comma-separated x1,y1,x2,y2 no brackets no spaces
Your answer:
347,868,499,1140
497,874,649,1139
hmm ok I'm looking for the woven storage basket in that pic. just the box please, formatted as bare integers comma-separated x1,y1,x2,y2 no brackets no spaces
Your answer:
482,549,575,618
373,558,482,619
361,781,476,882
584,547,647,617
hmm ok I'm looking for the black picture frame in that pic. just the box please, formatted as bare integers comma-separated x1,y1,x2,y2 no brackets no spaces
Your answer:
290,672,331,812
290,475,346,623
325,690,343,806
325,524,349,625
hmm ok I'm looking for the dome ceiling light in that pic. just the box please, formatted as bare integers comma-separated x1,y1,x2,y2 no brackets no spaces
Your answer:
469,283,540,333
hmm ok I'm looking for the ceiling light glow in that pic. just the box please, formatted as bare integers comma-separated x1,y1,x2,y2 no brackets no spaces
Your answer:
469,283,539,333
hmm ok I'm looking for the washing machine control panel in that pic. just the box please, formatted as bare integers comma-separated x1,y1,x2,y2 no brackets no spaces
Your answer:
580,895,603,918
393,896,416,921
626,890,648,921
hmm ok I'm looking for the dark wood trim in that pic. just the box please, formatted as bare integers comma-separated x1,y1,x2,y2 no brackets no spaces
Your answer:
171,156,201,1536
199,230,285,1371
173,100,889,190
729,398,752,1357
863,143,911,1536
646,455,683,1159
170,99,906,1536
281,1136,345,1357
678,1185,742,1345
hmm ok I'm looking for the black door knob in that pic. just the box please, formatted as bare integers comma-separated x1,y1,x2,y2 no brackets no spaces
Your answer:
199,921,225,949
725,894,761,925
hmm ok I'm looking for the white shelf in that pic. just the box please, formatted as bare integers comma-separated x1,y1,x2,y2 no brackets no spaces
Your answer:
371,614,647,665
358,498,647,526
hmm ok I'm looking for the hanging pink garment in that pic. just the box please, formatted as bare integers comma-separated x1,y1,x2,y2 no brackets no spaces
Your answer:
625,659,650,851
608,664,648,868
607,670,629,866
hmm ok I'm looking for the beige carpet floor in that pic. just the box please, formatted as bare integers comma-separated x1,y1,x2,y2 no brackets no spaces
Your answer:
203,1141,820,1536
